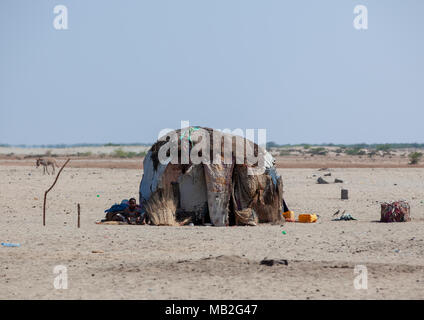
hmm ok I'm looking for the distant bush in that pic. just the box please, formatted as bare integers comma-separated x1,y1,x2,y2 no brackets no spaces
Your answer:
349,143,369,149
307,147,327,155
113,148,131,158
368,150,377,158
112,148,146,158
376,144,391,152
279,150,291,156
345,147,366,156
266,141,280,149
76,152,92,157
408,152,423,165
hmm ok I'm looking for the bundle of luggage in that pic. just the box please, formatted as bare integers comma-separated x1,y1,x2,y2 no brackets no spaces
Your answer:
380,200,411,222
104,199,130,221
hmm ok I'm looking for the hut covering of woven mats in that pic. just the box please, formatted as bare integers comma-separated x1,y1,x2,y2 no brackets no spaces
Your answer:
139,127,284,226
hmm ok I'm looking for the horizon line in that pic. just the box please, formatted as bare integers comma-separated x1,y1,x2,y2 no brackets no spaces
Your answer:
2,142,424,149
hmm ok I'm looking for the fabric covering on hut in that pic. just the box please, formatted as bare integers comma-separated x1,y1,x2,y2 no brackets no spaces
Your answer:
139,126,284,226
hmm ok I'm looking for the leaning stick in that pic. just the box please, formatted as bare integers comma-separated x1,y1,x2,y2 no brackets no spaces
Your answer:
77,203,80,228
43,158,70,226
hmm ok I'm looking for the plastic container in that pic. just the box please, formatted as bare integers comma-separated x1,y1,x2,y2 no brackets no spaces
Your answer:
298,214,318,223
282,210,295,222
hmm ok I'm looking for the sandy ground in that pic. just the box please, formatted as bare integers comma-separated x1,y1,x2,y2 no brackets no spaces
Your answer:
1,164,424,299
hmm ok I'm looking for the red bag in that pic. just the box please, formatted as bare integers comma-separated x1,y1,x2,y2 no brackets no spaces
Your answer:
380,201,411,222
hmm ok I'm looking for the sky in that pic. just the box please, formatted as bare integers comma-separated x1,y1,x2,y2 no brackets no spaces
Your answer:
0,0,423,145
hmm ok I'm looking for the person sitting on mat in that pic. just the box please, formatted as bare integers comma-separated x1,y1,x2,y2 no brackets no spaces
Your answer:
122,198,144,224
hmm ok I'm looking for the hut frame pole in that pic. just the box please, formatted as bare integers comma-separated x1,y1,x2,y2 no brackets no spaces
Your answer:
43,159,70,226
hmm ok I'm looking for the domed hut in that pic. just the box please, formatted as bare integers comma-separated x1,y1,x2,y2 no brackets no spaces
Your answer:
139,126,284,226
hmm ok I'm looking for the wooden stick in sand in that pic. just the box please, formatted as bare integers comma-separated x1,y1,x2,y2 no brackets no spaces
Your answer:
43,158,70,226
77,203,80,228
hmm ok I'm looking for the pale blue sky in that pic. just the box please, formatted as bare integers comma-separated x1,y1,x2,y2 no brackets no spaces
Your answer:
1,0,423,145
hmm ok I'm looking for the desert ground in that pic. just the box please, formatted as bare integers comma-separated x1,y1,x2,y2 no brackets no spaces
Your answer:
1,148,424,299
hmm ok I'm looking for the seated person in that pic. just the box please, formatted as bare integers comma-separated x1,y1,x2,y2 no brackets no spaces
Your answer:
122,198,145,225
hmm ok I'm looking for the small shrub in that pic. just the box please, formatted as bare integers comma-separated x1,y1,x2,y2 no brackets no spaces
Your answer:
408,152,423,165
266,141,279,149
368,150,377,158
112,148,146,158
76,151,92,157
112,148,128,158
279,150,291,156
308,147,327,155
345,147,366,156
376,144,391,152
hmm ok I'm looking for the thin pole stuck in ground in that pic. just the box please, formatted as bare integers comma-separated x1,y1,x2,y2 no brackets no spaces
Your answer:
43,158,71,226
77,203,80,228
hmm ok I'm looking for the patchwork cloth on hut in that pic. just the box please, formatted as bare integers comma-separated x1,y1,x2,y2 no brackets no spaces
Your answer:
380,200,411,222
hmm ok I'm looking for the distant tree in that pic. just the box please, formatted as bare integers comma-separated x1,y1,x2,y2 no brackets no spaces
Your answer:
368,150,377,158
266,141,279,149
279,150,291,156
345,147,366,156
408,152,423,165
111,148,145,158
308,147,327,155
76,152,92,157
376,144,391,152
